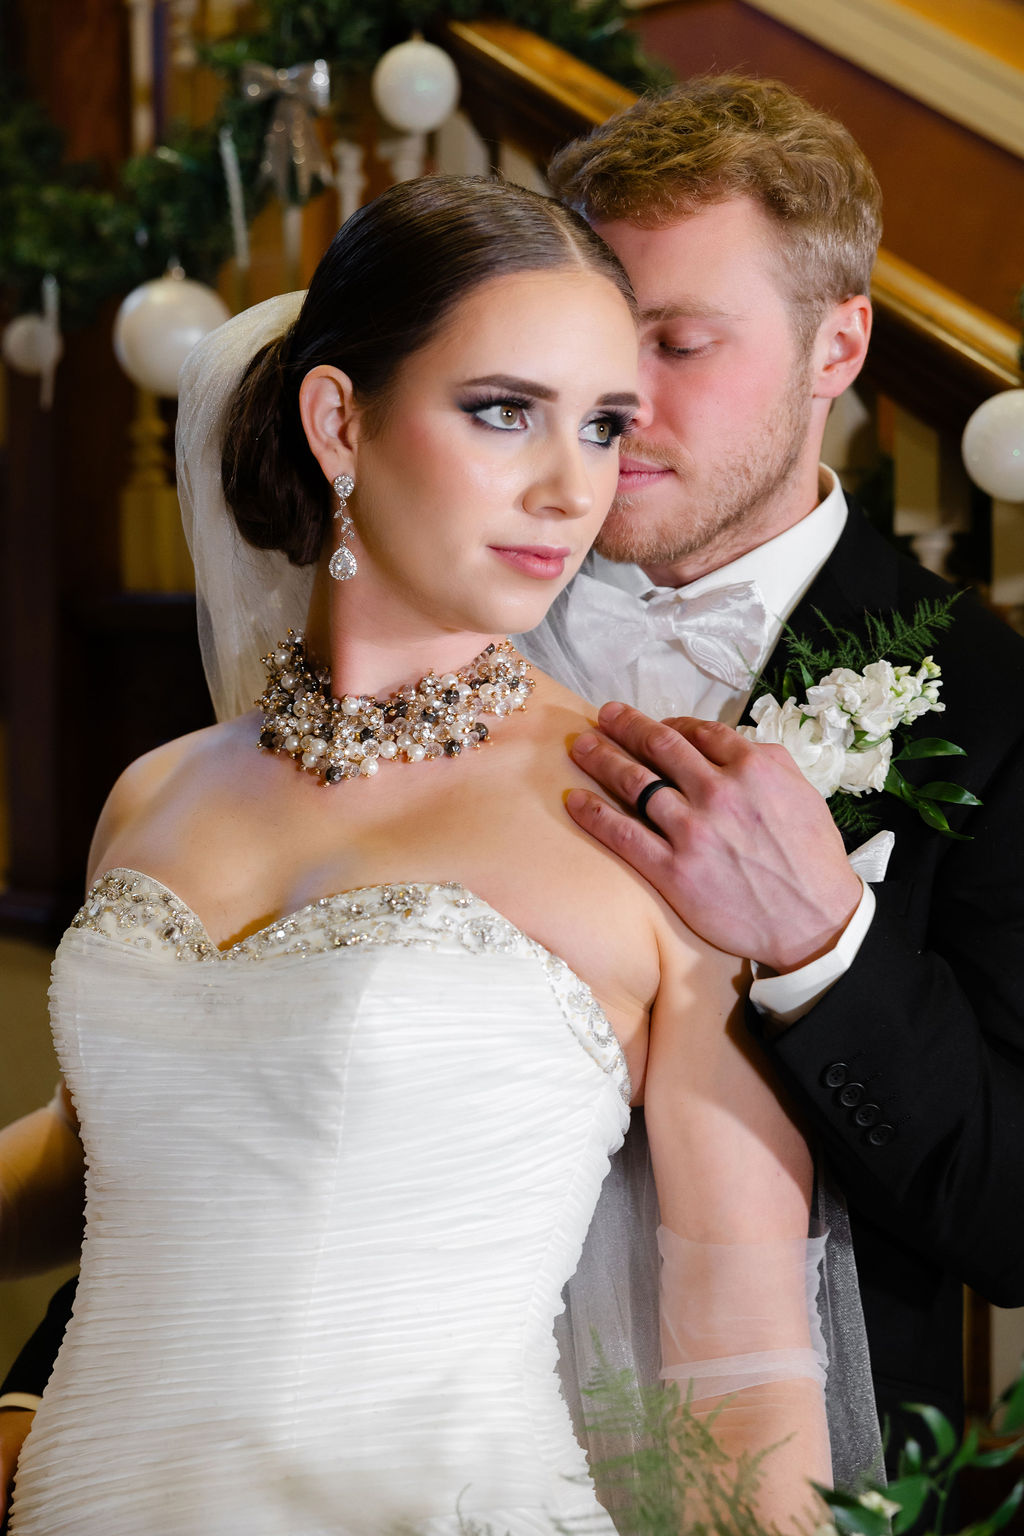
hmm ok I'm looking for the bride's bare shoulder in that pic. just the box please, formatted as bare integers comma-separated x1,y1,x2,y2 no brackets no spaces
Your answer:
86,715,256,884
527,665,602,726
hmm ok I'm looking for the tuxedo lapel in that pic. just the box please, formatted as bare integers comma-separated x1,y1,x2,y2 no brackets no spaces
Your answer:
768,501,902,671
741,501,900,727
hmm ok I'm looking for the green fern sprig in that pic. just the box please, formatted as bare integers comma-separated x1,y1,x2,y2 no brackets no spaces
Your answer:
826,793,881,842
747,592,977,841
556,1344,796,1536
754,593,961,705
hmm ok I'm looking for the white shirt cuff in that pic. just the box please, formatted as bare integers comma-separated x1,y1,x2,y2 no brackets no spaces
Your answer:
0,1392,42,1412
750,879,875,1028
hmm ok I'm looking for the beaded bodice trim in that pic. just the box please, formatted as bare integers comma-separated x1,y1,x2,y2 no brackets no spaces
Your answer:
72,870,630,1102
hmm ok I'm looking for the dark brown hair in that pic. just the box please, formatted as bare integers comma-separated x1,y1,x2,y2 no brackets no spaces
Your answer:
221,174,636,566
549,76,882,344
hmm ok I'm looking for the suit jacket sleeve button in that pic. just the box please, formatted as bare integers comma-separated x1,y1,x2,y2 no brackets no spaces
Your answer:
854,1102,881,1127
867,1122,896,1146
823,1062,849,1088
838,1081,865,1107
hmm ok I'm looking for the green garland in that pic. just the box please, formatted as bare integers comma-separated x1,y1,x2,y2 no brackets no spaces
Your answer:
0,0,664,330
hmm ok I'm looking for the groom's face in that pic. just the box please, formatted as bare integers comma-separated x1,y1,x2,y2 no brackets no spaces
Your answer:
592,196,819,584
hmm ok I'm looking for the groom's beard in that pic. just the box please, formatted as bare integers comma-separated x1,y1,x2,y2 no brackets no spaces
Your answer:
596,360,813,570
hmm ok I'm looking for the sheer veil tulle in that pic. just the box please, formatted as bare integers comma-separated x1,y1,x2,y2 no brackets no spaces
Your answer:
561,1127,885,1501
177,292,311,723
174,294,884,1504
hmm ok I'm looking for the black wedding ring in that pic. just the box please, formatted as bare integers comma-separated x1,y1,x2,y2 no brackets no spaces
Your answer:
635,777,676,831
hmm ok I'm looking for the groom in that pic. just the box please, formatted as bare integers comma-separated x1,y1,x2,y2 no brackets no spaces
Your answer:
527,74,1024,1462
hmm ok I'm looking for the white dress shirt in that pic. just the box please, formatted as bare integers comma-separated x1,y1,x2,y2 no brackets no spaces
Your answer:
583,467,849,724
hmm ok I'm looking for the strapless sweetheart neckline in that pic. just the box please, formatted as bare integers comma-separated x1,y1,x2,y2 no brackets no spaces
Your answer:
75,867,631,1099
94,867,555,958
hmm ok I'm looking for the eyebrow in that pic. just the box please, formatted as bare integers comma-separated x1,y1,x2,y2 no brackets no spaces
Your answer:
639,302,739,323
460,374,640,408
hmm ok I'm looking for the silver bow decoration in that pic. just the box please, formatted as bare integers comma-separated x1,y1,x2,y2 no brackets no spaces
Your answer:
568,575,775,691
241,58,333,203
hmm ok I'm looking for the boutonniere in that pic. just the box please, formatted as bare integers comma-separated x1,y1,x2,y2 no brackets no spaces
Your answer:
740,594,980,839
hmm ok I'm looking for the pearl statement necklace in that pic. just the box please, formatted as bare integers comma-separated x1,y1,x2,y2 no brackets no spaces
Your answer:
257,631,535,784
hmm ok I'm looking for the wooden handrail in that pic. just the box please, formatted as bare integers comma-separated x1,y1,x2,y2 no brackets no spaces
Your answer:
442,19,1022,430
443,21,633,156
870,250,1021,432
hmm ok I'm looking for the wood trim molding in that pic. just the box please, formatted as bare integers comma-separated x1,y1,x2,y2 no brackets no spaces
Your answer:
738,0,1024,159
443,20,634,154
872,250,1021,395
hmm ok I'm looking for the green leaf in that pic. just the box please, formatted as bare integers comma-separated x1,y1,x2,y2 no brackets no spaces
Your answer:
995,1366,1024,1432
981,1477,1024,1533
917,801,956,834
971,1437,1024,1469
916,781,983,806
886,1474,931,1532
884,763,912,798
949,1420,981,1472
896,737,967,760
828,1500,892,1536
902,1402,958,1458
897,1436,924,1476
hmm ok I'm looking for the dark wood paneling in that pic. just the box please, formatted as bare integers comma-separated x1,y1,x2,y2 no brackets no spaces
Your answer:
16,0,131,176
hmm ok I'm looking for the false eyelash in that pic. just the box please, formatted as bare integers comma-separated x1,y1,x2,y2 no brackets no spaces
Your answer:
458,392,532,416
598,408,634,440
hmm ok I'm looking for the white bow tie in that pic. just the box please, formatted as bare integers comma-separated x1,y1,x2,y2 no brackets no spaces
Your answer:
568,574,775,691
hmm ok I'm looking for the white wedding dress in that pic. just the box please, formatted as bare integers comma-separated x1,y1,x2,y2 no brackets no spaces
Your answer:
9,870,631,1536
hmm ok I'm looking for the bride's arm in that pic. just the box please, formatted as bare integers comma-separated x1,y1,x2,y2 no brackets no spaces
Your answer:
0,1080,84,1279
644,929,831,1531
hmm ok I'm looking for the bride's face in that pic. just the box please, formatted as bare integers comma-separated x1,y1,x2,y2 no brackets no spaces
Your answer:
344,267,640,639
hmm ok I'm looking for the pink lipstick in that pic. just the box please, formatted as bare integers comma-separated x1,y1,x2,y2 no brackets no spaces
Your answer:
490,545,570,579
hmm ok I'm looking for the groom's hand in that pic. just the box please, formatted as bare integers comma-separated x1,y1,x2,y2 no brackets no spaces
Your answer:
567,703,862,973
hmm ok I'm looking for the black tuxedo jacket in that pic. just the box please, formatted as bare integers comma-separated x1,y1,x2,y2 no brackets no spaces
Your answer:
749,502,1024,1444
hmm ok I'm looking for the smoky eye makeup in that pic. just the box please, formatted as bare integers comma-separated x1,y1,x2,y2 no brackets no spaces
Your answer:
586,407,634,444
459,394,635,446
459,393,533,431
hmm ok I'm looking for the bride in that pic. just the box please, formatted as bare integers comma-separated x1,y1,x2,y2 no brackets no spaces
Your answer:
6,174,835,1535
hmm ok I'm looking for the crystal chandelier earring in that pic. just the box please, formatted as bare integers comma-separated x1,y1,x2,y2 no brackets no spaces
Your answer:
328,473,357,580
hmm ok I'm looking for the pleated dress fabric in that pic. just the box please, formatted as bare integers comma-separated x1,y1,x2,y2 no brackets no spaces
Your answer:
9,873,630,1536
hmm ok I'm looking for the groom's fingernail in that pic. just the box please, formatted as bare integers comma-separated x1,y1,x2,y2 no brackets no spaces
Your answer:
571,732,596,756
598,701,624,725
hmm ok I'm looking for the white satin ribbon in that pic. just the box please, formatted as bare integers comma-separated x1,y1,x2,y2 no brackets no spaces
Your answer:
565,574,774,692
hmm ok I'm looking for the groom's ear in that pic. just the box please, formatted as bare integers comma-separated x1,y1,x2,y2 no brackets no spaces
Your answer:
810,294,872,400
298,365,361,481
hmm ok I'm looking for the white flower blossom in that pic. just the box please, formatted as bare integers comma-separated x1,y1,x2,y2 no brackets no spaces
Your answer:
858,1489,903,1519
850,660,909,737
837,737,892,795
741,655,944,802
741,696,846,797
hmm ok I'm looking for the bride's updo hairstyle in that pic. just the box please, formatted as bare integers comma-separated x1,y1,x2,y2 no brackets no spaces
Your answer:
222,174,635,566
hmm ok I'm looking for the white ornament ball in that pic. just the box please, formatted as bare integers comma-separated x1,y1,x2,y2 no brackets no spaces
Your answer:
2,313,64,376
371,39,459,133
113,274,230,397
962,389,1024,502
